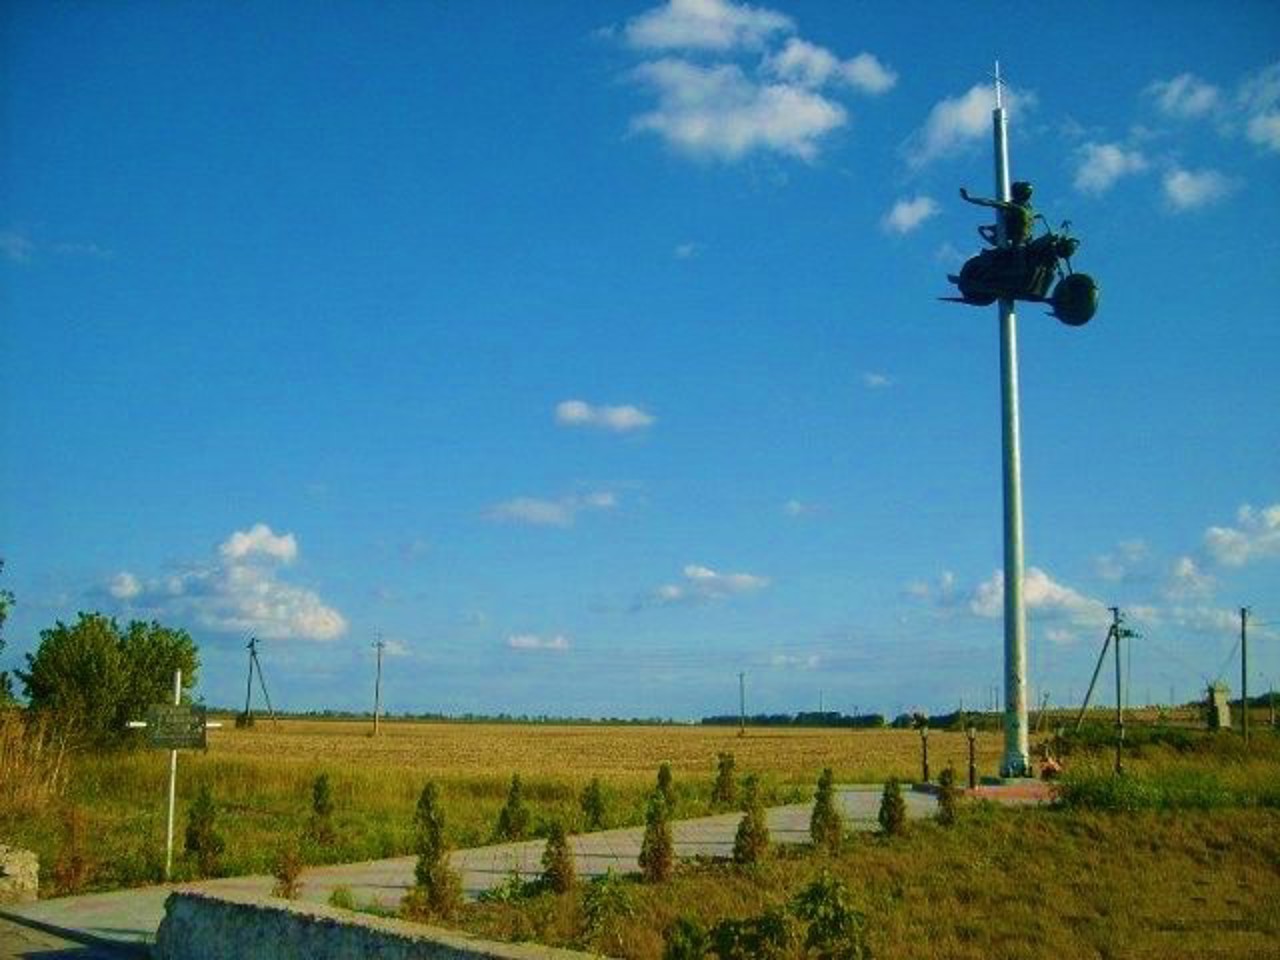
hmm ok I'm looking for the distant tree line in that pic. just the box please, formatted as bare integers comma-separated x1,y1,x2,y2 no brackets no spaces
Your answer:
701,711,889,729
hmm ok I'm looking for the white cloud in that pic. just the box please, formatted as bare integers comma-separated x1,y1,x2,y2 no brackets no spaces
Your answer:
1239,62,1280,152
1147,73,1221,119
556,399,655,432
1204,503,1280,567
905,83,1036,168
1247,112,1280,151
631,58,846,161
881,196,938,235
765,38,895,95
674,241,701,259
771,653,820,669
905,570,959,607
1094,539,1150,583
382,638,411,657
1165,555,1215,600
624,0,792,52
861,372,893,388
487,492,618,528
1073,142,1148,195
642,563,769,607
1163,167,1234,211
219,522,298,563
970,567,1109,630
109,571,142,600
782,499,812,517
508,633,570,652
0,230,34,264
108,524,346,641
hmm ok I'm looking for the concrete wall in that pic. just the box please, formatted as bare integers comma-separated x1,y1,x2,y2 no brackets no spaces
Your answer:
153,890,602,960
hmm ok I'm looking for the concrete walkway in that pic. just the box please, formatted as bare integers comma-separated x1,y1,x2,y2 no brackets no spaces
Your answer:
0,787,936,955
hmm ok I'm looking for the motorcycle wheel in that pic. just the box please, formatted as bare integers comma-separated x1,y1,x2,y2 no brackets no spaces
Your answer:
1051,273,1098,326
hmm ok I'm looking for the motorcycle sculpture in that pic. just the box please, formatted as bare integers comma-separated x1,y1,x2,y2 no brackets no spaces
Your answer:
943,181,1099,326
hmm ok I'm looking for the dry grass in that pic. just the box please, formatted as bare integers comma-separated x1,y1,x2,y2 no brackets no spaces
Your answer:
0,709,68,813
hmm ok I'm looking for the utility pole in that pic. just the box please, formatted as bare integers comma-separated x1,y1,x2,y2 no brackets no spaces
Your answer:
1075,621,1116,730
242,639,256,724
991,63,1030,779
1112,607,1124,776
373,633,386,737
818,689,824,715
1240,607,1250,743
738,671,746,737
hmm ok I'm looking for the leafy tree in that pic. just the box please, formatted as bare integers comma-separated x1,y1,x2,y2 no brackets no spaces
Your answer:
495,773,531,840
184,784,225,877
638,791,674,883
711,752,736,808
580,776,607,830
878,778,907,837
540,819,576,893
810,767,844,854
732,775,769,865
17,613,198,747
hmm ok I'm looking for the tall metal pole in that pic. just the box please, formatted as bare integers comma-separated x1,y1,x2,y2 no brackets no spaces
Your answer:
243,638,255,721
1112,608,1124,776
1240,607,1249,743
993,65,1030,778
738,671,746,736
166,668,180,881
373,634,385,737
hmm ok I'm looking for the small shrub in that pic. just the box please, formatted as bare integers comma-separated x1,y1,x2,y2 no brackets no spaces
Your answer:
878,778,907,837
401,861,462,922
405,780,462,919
541,819,576,894
307,773,336,846
732,775,769,865
709,906,795,960
664,916,711,960
271,837,303,899
495,774,531,841
51,805,94,894
328,885,356,910
639,791,674,882
184,783,225,876
478,869,538,904
657,761,675,809
582,869,636,940
413,781,448,883
809,767,843,854
936,766,959,826
580,776,607,830
711,752,736,808
791,869,869,958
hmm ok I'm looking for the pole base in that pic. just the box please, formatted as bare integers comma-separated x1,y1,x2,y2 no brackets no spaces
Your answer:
999,754,1031,779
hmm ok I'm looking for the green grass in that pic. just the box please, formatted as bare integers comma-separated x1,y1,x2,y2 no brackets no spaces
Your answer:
458,806,1280,959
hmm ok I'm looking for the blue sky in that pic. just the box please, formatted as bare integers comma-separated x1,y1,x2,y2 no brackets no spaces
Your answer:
3,0,1278,719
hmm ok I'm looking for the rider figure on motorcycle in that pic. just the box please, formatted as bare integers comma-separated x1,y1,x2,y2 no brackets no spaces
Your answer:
960,181,1034,248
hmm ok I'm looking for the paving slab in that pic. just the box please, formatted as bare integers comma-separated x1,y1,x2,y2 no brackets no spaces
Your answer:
0,787,938,951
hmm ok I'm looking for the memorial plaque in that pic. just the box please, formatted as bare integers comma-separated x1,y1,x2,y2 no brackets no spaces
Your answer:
145,704,208,750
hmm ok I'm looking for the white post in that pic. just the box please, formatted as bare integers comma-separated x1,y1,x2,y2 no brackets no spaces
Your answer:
166,668,180,880
993,68,1031,778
